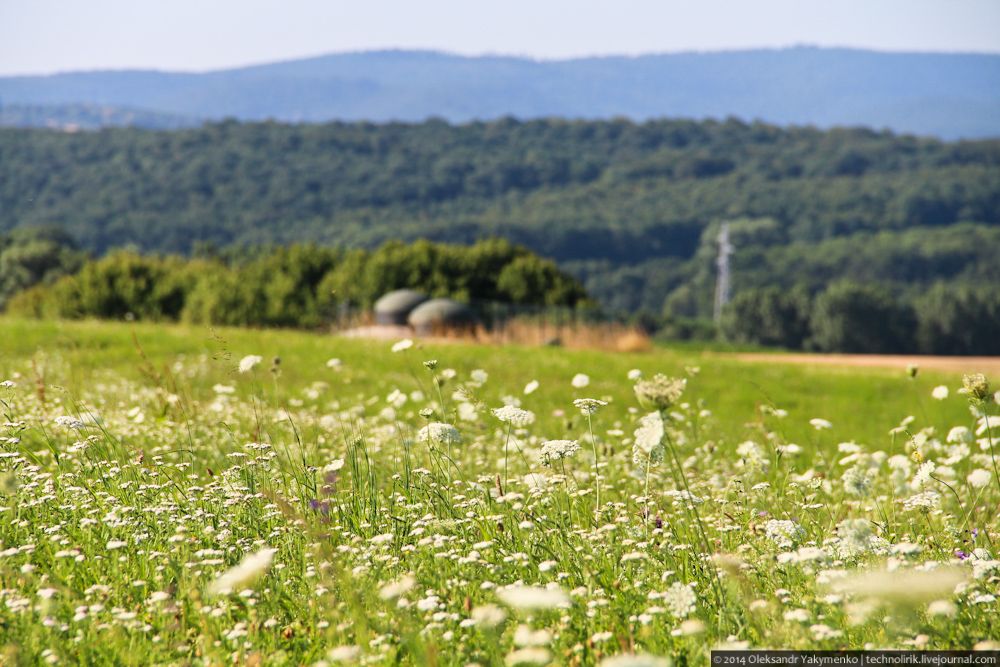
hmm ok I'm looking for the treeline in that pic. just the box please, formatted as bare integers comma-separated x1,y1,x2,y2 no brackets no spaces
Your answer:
5,235,589,328
0,227,86,309
717,283,1000,356
3,227,997,355
1,118,998,320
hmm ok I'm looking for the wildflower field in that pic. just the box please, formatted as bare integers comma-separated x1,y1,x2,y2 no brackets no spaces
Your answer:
0,318,998,665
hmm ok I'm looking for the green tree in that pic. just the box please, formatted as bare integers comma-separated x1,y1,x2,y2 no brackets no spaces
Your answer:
915,284,1000,355
809,282,916,353
720,287,811,349
0,227,86,309
496,255,588,306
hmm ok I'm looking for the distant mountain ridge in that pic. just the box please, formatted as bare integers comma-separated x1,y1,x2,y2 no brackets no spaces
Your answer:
1,47,999,138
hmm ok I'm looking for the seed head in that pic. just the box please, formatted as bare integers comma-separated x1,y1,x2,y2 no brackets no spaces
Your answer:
633,374,686,411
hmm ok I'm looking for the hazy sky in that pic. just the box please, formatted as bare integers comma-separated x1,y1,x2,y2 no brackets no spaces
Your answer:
2,0,998,75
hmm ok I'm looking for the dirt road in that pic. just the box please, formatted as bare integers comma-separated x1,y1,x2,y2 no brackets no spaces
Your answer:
730,352,1000,374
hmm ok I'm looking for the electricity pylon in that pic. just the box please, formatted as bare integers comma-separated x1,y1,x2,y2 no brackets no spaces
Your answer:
713,222,733,323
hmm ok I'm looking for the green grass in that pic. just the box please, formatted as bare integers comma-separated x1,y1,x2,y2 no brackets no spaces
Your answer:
0,317,997,665
0,317,971,445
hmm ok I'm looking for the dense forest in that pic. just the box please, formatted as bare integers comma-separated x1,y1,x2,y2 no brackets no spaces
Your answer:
1,117,999,351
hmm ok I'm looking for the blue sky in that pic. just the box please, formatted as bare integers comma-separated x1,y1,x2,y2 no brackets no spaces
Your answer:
2,0,998,75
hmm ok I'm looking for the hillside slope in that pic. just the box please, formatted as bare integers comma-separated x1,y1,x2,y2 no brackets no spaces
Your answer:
1,118,998,316
1,48,999,138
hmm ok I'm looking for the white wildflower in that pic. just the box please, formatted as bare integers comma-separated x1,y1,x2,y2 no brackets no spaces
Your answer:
524,473,548,492
913,461,936,487
927,600,957,617
540,439,580,464
207,547,277,595
829,566,967,606
764,520,805,549
976,415,1000,436
506,648,551,666
902,490,941,512
662,581,696,618
417,422,462,446
391,339,413,353
947,426,973,444
968,469,992,489
379,575,416,601
53,415,85,430
841,465,874,497
632,411,665,470
492,405,536,427
458,402,478,422
835,519,887,558
574,398,607,415
470,603,507,627
634,374,685,410
237,355,263,373
323,458,345,473
496,585,569,611
327,645,361,662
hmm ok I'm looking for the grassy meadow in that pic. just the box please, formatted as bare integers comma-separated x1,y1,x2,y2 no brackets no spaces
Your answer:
0,317,998,665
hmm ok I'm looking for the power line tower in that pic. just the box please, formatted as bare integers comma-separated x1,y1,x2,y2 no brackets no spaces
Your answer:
713,222,733,323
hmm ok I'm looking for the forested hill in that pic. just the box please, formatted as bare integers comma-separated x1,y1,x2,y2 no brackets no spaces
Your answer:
2,117,999,317
2,48,999,138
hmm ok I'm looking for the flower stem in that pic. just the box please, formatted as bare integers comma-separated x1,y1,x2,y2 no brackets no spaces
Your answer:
587,413,600,517
503,423,512,491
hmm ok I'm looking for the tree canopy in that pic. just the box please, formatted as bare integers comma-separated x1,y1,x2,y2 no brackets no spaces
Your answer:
1,117,998,353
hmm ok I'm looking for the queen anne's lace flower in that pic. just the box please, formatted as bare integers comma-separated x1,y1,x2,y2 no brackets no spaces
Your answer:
835,519,888,558
968,469,992,488
238,355,263,373
208,547,277,595
573,398,607,415
902,491,940,512
764,519,804,549
417,422,462,446
662,582,697,618
492,405,536,427
841,465,874,497
391,339,413,353
540,439,580,464
632,411,665,470
496,585,568,610
54,415,85,430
